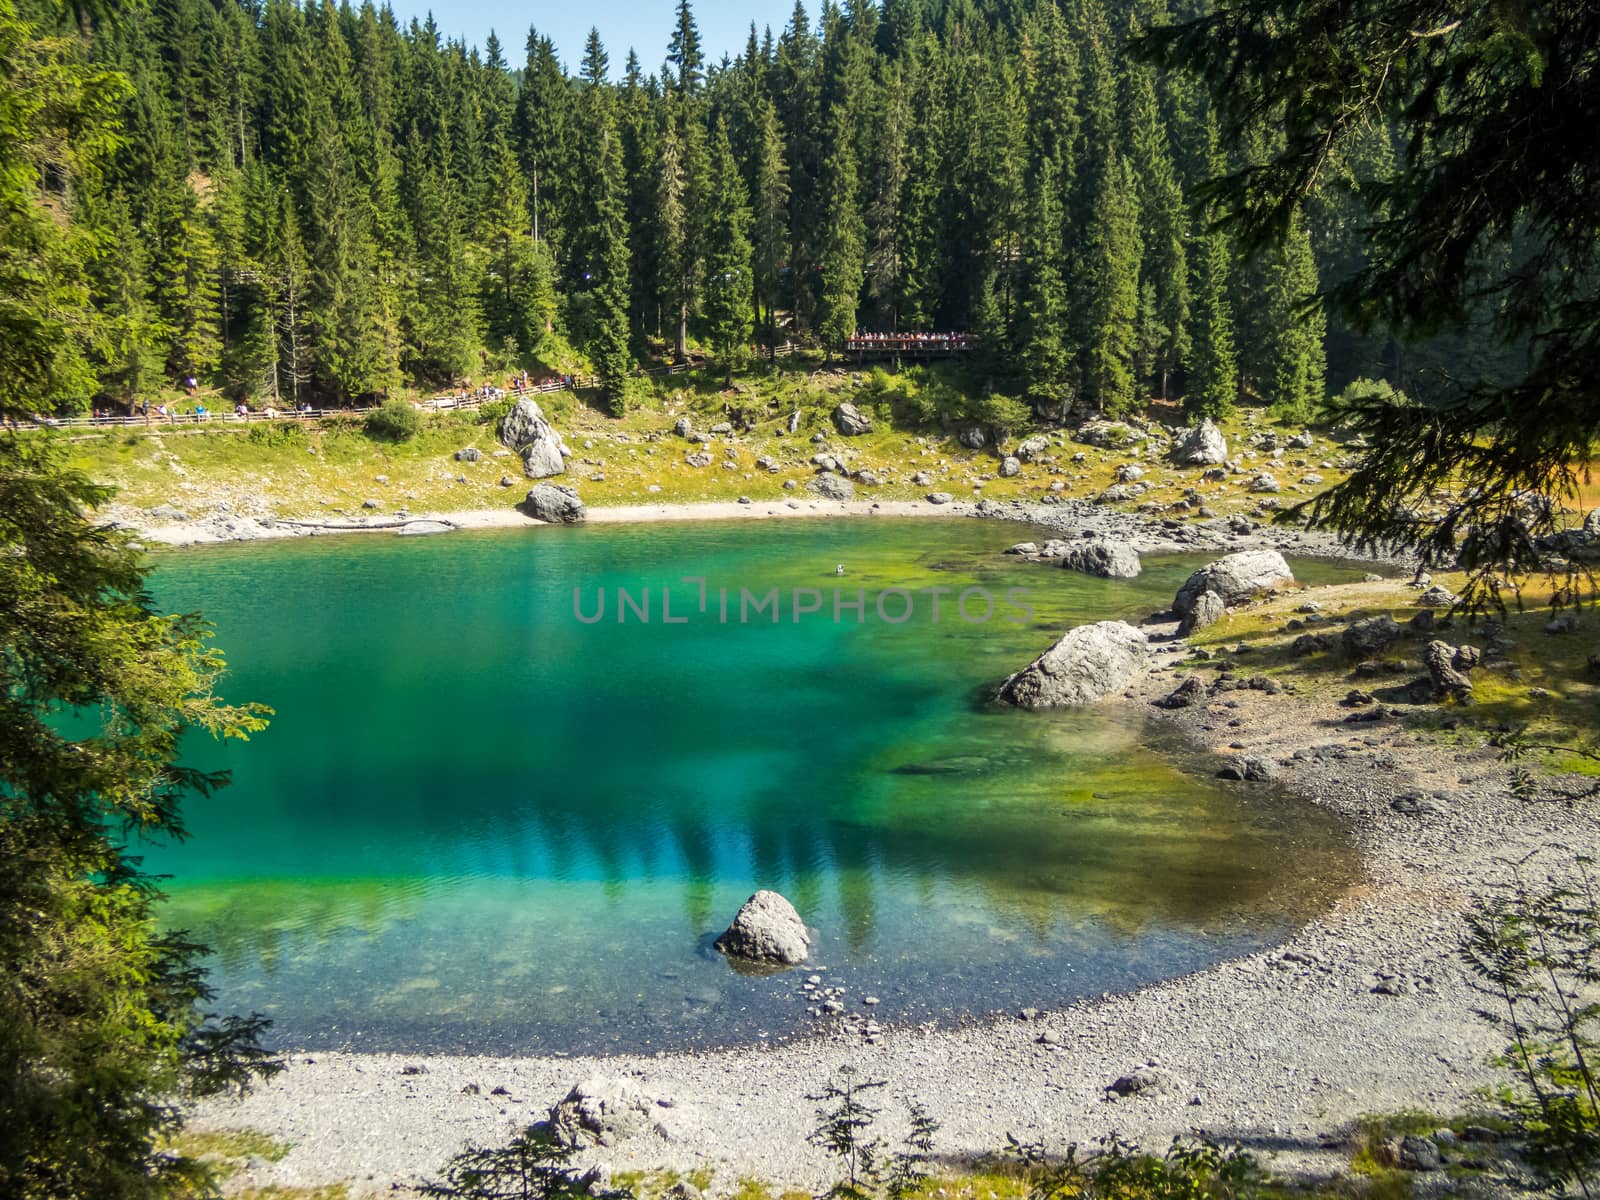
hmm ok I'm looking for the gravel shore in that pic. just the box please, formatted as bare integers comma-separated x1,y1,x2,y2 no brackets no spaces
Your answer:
189,511,1587,1197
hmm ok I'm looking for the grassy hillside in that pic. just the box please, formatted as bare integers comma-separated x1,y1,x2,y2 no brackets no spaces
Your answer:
61,360,1355,524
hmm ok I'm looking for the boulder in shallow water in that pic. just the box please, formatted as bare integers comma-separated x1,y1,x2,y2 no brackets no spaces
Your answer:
1173,550,1294,615
715,890,811,965
997,621,1149,708
521,483,586,524
1059,539,1141,579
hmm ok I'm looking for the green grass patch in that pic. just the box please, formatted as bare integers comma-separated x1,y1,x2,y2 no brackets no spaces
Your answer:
169,1127,291,1165
1184,571,1600,769
57,361,1355,526
611,1168,718,1199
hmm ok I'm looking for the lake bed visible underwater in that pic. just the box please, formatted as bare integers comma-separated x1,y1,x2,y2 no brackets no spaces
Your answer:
146,519,1362,1053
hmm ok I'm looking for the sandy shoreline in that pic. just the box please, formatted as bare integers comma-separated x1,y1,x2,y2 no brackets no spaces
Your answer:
130,494,1374,572
129,498,981,546
183,516,1578,1196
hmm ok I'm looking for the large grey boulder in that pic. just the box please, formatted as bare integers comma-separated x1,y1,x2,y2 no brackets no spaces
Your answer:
1096,483,1145,504
521,483,586,524
1417,584,1458,609
997,621,1150,708
833,402,874,436
1178,590,1226,636
1424,639,1476,701
1343,614,1402,658
1060,539,1142,579
714,890,811,965
926,491,954,505
500,397,554,449
999,456,1021,478
809,472,856,501
1173,550,1294,616
958,426,986,449
1016,434,1051,462
520,438,567,479
1170,418,1228,466
547,1076,661,1147
1075,420,1128,448
499,398,569,479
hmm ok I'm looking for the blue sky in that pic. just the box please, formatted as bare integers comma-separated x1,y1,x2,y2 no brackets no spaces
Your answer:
394,0,802,75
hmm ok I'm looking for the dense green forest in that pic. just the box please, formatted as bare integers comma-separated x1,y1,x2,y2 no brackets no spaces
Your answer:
22,0,1405,417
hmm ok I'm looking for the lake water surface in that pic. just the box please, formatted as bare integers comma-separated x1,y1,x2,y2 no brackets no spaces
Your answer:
145,519,1361,1053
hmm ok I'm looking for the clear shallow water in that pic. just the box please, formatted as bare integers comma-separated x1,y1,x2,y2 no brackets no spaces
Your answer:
145,519,1362,1053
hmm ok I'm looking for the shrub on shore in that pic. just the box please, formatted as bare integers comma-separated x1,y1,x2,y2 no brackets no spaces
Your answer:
365,400,423,442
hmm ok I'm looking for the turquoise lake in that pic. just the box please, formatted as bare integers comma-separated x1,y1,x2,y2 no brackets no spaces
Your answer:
144,518,1361,1053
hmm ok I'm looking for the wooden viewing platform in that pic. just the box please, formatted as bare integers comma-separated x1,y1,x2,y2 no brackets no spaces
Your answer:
844,334,978,360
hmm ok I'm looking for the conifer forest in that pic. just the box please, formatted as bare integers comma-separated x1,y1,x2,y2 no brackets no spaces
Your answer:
24,0,1477,416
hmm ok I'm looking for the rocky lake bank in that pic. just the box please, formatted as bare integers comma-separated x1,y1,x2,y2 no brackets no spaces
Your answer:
183,510,1588,1200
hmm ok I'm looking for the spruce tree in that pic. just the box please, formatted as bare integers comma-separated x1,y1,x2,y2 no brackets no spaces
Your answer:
148,177,222,387
514,30,575,254
774,0,821,331
667,0,704,98
1083,154,1141,414
1019,157,1072,412
1186,228,1238,419
654,115,689,354
1120,48,1188,398
1183,106,1237,419
88,193,167,406
1262,212,1326,420
572,37,632,409
815,101,864,354
865,64,911,330
703,120,754,383
750,96,791,353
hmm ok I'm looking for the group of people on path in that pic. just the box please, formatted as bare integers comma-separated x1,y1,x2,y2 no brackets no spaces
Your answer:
86,398,316,425
845,330,977,350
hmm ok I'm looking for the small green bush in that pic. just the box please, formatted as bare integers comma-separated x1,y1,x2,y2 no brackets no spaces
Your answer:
476,397,513,430
247,420,307,447
971,391,1032,439
1322,377,1410,425
365,400,422,442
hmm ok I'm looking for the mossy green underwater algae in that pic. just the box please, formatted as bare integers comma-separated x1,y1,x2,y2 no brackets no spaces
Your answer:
146,519,1363,1052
